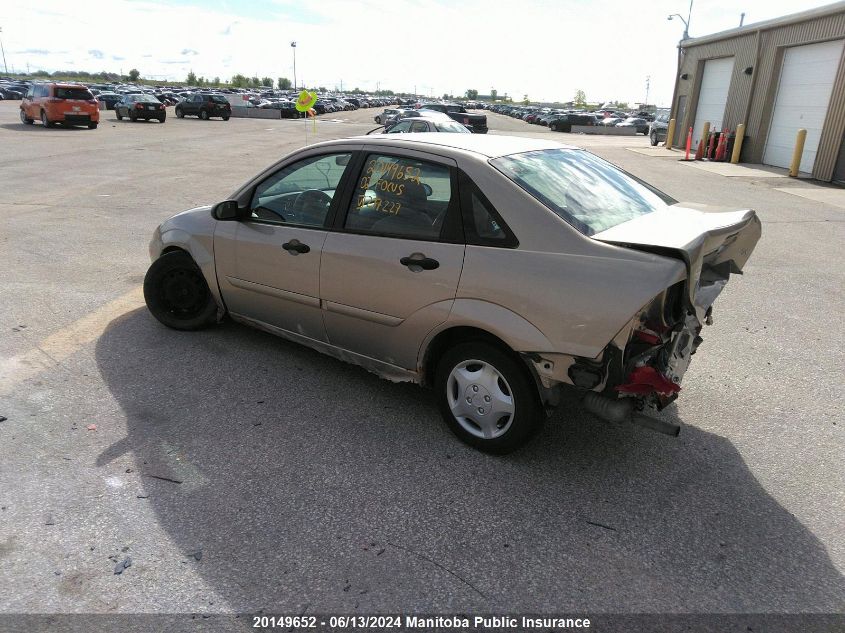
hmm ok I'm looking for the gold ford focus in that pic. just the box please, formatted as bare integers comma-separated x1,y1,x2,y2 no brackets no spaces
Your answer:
145,134,761,453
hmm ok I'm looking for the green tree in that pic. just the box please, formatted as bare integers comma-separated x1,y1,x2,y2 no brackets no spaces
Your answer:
574,89,587,107
128,68,140,82
213,76,220,86
186,70,197,85
231,74,247,88
261,77,273,87
250,76,261,88
490,89,497,101
197,77,206,87
523,94,530,105
465,88,478,100
277,77,292,90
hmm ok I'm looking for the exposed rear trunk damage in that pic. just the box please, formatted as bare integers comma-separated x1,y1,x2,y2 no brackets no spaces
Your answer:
586,204,762,416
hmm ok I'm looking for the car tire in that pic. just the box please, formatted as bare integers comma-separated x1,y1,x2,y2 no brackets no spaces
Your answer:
176,107,184,118
20,109,34,125
650,131,658,146
222,114,230,121
88,122,98,129
199,110,209,120
435,341,543,454
116,111,123,120
40,110,53,127
550,122,558,132
143,251,218,331
129,111,137,122
159,116,166,123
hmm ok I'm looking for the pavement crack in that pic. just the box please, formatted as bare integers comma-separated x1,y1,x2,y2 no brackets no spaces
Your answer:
386,541,486,600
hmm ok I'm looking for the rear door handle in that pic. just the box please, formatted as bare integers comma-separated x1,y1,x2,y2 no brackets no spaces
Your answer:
282,239,310,254
400,255,439,270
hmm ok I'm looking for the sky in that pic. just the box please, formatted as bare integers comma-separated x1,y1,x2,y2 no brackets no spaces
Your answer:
1,0,838,105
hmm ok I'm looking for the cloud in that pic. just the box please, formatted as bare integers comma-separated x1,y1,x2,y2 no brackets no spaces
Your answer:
88,49,105,59
159,59,189,65
15,48,62,55
181,48,198,56
112,55,125,61
221,21,239,35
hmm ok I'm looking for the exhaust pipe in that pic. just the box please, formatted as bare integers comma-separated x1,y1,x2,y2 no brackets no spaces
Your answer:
583,392,680,437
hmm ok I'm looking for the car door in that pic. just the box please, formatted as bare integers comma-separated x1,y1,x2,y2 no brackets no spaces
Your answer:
320,149,466,369
214,150,355,341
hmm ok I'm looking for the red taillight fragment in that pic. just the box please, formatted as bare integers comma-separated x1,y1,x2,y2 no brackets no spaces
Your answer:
634,330,661,344
615,366,681,396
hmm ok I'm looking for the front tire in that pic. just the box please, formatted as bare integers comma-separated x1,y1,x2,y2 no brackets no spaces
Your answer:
199,109,210,120
176,107,184,118
222,114,230,121
129,111,137,122
41,110,53,127
116,110,123,120
20,109,34,125
435,342,543,454
650,131,658,146
143,251,218,331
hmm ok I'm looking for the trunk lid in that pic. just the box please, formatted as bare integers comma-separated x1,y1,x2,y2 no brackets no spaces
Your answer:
592,203,762,318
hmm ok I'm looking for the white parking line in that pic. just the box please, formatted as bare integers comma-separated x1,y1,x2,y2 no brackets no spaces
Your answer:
0,287,144,397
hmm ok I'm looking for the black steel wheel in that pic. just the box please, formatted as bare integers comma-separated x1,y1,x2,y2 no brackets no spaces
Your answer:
143,251,217,330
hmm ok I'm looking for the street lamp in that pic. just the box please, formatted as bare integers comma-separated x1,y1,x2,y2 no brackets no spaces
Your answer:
667,0,694,39
290,41,297,91
0,27,8,75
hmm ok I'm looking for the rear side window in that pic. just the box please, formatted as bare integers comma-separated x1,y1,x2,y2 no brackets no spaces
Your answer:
344,154,453,240
210,95,228,104
55,87,93,100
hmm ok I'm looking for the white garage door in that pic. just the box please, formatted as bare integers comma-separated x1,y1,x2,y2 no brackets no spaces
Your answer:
692,57,735,144
763,39,845,173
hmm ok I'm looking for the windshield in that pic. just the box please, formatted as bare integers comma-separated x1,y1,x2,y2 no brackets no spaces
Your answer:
434,121,471,133
491,149,675,236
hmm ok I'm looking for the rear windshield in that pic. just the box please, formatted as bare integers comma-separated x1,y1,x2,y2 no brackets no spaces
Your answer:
209,95,228,104
55,87,93,100
491,149,675,236
136,95,160,103
434,121,471,133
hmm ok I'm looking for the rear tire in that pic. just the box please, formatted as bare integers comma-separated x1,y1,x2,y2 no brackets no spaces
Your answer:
129,111,137,122
116,111,123,120
199,109,210,120
222,114,229,121
435,341,543,454
88,122,98,129
159,115,166,123
143,251,218,331
40,110,53,127
176,107,184,118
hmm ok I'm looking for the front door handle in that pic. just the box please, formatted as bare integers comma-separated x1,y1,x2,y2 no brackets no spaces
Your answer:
400,255,439,270
282,239,310,255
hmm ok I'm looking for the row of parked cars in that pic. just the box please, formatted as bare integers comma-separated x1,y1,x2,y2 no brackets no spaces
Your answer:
375,102,489,134
482,104,656,135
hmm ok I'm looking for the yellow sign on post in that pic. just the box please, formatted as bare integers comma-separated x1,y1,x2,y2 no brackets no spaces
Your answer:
295,90,318,112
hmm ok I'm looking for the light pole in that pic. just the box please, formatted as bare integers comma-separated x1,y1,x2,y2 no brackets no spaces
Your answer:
290,41,297,91
0,27,8,75
667,0,693,39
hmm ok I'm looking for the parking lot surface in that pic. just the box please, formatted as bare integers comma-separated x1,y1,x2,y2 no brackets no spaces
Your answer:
1,102,843,618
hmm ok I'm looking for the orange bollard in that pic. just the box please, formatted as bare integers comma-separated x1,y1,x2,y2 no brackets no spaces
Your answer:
706,131,717,160
685,127,693,160
716,131,729,161
695,137,705,160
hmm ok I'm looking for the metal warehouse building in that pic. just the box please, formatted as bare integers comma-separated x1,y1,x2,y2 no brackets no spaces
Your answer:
670,1,845,183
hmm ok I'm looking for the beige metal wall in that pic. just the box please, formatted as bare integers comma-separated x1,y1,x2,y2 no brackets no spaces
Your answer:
673,8,845,181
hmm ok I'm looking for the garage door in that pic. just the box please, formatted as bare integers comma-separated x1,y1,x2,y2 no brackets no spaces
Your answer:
763,39,845,174
692,57,735,144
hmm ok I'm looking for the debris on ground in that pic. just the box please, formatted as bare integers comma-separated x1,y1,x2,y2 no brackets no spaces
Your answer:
142,474,182,484
114,557,132,575
187,550,202,561
86,424,97,431
0,416,7,422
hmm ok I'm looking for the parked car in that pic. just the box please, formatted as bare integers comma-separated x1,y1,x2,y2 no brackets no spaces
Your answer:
375,108,399,125
415,103,488,134
97,92,123,110
260,100,302,118
649,113,670,146
20,83,99,128
175,93,231,120
617,117,650,135
0,86,24,100
115,94,167,122
382,117,472,134
143,135,761,454
548,114,596,132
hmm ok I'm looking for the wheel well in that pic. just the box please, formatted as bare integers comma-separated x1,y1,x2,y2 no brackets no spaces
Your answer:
422,326,516,388
161,245,188,257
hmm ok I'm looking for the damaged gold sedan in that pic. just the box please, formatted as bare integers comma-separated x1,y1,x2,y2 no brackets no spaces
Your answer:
144,135,761,453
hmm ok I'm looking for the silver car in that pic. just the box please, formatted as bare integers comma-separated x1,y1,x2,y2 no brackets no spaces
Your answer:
144,134,760,453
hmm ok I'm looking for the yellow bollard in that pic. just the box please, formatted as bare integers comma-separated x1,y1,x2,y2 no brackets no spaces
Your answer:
730,123,745,164
789,129,807,177
666,118,676,150
701,121,711,150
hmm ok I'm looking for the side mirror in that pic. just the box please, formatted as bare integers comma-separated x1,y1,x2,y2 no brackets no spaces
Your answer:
213,200,240,221
335,154,351,166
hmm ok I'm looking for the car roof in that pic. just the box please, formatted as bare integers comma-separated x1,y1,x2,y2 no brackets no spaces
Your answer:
344,133,578,158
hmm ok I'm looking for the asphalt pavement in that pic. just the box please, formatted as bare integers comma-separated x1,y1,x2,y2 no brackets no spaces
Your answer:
0,102,843,624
